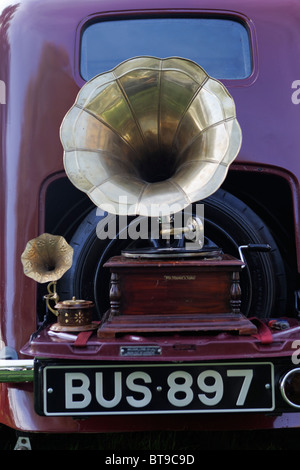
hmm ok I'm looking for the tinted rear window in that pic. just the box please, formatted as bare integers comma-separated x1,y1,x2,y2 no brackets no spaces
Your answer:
80,17,252,81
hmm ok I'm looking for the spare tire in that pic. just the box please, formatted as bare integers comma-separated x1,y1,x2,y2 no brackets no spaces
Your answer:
59,189,287,320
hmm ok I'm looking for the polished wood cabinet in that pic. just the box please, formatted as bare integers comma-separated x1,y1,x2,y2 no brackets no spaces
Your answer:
97,255,257,338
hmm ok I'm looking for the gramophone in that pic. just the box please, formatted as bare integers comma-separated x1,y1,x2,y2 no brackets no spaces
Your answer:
60,56,257,337
21,233,96,332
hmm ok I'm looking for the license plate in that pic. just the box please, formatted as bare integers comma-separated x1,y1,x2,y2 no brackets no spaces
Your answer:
36,361,274,416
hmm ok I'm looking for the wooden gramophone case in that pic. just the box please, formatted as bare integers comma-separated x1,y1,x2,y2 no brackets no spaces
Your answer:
97,253,256,338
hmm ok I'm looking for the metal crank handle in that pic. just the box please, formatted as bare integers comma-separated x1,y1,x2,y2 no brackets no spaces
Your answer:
238,243,271,266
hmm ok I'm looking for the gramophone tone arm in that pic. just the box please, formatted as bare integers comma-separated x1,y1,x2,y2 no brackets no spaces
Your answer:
160,216,204,244
44,281,59,316
160,226,190,236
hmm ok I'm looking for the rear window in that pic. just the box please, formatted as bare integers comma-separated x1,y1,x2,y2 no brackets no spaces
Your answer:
80,17,252,81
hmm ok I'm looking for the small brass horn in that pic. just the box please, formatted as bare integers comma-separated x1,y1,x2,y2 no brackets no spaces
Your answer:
21,233,73,314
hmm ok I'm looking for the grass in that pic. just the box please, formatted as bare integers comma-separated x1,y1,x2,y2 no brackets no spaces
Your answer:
2,425,300,450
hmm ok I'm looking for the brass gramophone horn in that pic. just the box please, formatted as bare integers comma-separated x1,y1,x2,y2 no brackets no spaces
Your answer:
60,56,242,217
21,233,73,314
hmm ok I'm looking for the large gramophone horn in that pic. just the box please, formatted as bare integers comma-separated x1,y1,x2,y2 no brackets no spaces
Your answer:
21,233,73,313
60,56,242,217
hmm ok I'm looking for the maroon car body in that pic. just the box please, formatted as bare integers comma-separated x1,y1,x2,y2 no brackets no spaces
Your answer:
2,0,300,434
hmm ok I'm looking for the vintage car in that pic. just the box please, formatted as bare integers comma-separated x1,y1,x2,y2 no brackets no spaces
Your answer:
1,0,300,446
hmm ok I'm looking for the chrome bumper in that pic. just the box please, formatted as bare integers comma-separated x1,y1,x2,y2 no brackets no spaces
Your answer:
0,359,34,382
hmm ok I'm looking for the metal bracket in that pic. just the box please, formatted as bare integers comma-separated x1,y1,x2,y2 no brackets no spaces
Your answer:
14,436,32,450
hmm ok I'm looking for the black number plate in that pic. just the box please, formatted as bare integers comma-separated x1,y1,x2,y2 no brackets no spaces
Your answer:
36,362,274,416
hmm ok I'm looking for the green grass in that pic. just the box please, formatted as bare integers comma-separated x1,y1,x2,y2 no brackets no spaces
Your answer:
1,425,300,450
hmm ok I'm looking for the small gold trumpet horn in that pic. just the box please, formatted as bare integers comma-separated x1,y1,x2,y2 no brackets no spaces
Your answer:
21,233,73,314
